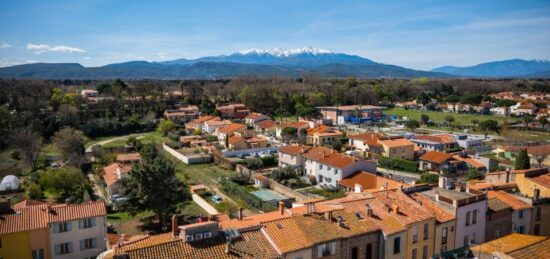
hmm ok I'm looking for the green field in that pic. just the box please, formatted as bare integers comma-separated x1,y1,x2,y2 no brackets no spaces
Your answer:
165,154,236,186
384,108,519,126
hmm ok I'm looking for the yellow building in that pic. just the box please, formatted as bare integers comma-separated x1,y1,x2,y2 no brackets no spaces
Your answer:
306,125,343,146
0,201,51,259
379,138,415,160
485,168,550,236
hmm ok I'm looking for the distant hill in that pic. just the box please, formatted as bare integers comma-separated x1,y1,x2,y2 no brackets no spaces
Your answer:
432,59,550,77
0,46,448,79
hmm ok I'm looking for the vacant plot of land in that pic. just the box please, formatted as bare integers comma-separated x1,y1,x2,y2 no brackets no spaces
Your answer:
166,154,236,186
384,108,518,126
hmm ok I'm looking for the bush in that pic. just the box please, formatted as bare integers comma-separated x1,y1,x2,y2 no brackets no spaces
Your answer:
25,182,43,200
260,155,277,167
214,201,239,217
378,157,418,172
10,150,21,160
205,135,218,142
417,173,439,184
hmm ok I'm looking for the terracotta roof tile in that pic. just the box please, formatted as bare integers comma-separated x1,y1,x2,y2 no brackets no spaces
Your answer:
419,151,454,164
526,170,550,188
103,163,132,187
487,190,532,210
255,120,275,129
349,133,382,145
339,171,410,191
451,155,486,169
48,201,107,223
379,138,414,148
303,146,358,169
228,135,245,145
117,153,141,163
0,203,49,234
217,123,246,134
487,198,512,212
278,145,312,156
471,234,547,255
508,237,550,259
411,194,455,223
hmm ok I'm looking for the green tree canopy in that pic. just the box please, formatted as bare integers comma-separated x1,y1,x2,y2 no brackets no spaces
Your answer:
39,167,91,203
120,156,190,230
157,120,175,136
405,119,420,132
478,120,499,132
514,149,531,170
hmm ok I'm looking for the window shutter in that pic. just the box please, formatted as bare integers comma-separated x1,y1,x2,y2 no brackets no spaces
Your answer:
80,240,85,250
68,242,73,253
67,222,72,231
318,245,323,257
331,242,336,255
92,238,97,248
53,224,59,233
54,245,60,255
79,220,84,229
91,217,96,227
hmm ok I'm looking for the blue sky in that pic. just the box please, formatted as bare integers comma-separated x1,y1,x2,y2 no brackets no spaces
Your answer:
1,0,549,70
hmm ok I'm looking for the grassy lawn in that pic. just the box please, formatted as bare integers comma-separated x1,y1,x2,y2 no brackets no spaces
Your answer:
165,154,236,186
384,108,519,126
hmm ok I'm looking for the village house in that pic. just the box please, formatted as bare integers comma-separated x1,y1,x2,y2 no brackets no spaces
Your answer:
411,134,458,152
0,200,107,259
338,171,411,193
215,123,246,147
163,105,199,123
277,145,313,170
80,89,98,98
275,121,309,140
201,118,232,134
244,113,270,126
317,105,385,125
302,146,377,188
185,115,217,131
379,138,415,160
103,163,132,198
216,103,250,119
116,153,141,165
487,190,532,234
418,151,456,172
418,187,487,249
348,132,386,155
510,101,538,116
253,119,276,133
306,125,343,146
483,197,513,242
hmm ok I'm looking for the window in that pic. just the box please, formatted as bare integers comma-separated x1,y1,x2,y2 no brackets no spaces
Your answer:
79,218,96,229
53,222,71,233
32,249,44,259
319,175,324,183
463,235,469,246
80,238,97,250
334,168,337,174
422,245,428,259
54,242,73,255
0,237,2,248
412,248,417,259
366,244,373,259
393,237,401,254
326,177,332,183
518,226,525,234
495,229,501,237
442,227,448,244
412,226,418,243
519,210,524,219
185,235,194,242
472,210,477,225
465,211,471,226
471,233,476,244
319,164,323,170
351,247,358,259
450,226,454,232
441,246,447,253
423,223,429,240
317,242,336,257
534,188,541,199
534,224,541,235
204,232,212,238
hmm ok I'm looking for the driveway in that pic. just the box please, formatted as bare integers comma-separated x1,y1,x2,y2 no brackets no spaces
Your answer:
85,133,148,153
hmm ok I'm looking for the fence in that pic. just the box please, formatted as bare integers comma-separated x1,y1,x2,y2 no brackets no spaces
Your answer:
162,143,212,164
265,178,312,202
222,147,277,157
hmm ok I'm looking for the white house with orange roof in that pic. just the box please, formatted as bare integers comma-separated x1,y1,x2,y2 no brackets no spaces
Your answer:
306,125,343,146
244,113,270,126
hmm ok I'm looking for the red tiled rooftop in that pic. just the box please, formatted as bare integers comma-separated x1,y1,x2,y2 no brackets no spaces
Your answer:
419,151,454,164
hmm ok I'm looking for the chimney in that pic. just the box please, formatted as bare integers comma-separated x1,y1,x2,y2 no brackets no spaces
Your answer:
354,183,364,193
171,215,179,238
65,198,71,205
278,201,285,215
306,202,315,214
324,211,333,221
505,167,511,183
391,204,400,214
366,204,373,218
225,242,230,254
435,191,440,201
237,208,243,220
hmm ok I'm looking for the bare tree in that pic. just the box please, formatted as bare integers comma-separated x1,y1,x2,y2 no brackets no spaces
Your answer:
52,127,87,166
11,128,43,170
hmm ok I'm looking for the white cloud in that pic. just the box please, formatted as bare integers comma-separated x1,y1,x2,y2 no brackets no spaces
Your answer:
83,56,91,60
27,43,86,54
0,43,11,48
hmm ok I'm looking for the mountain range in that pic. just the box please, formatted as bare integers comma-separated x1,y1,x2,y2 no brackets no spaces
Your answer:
0,47,549,79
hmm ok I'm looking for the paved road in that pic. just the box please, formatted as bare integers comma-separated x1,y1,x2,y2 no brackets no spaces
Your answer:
85,133,148,153
376,167,420,184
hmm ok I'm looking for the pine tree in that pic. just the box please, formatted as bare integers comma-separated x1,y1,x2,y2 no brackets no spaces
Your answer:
514,149,531,170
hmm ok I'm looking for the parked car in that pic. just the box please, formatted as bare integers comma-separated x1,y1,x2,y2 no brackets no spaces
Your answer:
211,195,223,204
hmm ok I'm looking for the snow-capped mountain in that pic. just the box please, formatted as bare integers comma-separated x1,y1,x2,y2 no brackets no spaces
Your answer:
160,46,374,66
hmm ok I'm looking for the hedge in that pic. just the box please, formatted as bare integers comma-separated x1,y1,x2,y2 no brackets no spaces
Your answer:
219,179,276,212
378,156,418,172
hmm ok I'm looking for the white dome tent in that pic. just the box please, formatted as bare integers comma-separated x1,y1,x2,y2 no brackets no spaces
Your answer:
0,175,20,192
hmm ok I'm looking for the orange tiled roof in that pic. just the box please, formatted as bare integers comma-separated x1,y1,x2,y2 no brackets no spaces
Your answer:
228,135,245,145
217,123,245,134
278,145,312,155
527,171,550,188
219,210,291,230
255,119,275,129
470,233,547,255
117,153,141,163
415,134,456,144
349,133,382,145
487,190,532,210
245,113,266,120
411,194,455,223
487,198,512,212
278,121,309,129
451,155,485,169
508,237,550,259
306,125,342,137
339,171,409,192
303,146,358,169
103,163,132,187
419,151,454,164
187,115,217,125
48,201,107,223
379,138,414,148
369,189,435,225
